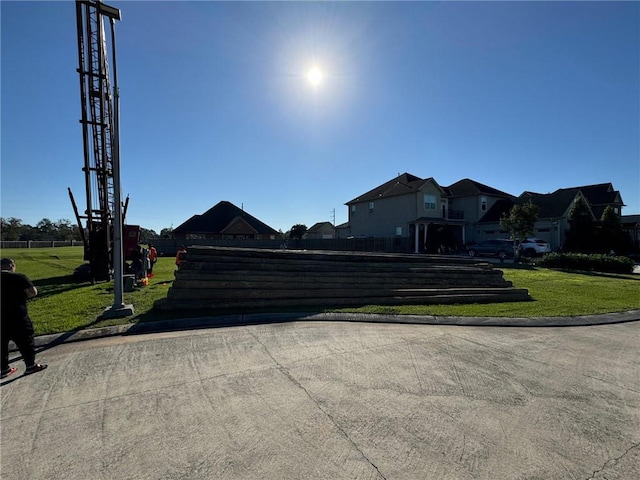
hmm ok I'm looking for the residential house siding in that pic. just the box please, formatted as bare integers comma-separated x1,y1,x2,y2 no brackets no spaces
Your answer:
306,222,336,239
476,184,625,250
346,174,514,252
350,193,417,238
344,174,628,254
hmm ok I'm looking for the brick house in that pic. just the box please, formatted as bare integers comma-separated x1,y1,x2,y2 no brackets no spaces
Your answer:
172,201,279,240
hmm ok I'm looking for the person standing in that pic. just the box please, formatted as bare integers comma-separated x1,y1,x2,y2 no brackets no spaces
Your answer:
130,245,144,280
1,258,47,378
175,245,187,269
148,243,158,277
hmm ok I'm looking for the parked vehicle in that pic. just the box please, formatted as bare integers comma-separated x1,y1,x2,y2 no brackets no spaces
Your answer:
466,239,514,260
520,238,551,257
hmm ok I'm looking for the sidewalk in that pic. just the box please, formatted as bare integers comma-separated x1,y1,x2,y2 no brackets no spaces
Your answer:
28,309,640,350
2,316,639,479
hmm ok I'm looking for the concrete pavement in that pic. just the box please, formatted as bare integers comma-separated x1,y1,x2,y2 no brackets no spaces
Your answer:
1,315,639,479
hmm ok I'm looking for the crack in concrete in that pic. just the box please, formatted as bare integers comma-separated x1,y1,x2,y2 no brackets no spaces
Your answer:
585,442,639,480
248,330,388,480
449,333,640,395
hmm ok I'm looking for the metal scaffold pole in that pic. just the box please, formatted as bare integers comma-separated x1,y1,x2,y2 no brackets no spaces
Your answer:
72,0,133,318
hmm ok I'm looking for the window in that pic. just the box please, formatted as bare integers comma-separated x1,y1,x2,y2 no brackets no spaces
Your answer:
351,205,356,213
369,201,375,212
481,196,487,211
396,226,402,236
424,194,436,210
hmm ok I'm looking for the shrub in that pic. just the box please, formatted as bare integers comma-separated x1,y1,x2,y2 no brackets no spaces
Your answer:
537,253,634,274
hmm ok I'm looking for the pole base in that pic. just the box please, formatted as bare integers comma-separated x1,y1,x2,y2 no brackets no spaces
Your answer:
102,304,135,319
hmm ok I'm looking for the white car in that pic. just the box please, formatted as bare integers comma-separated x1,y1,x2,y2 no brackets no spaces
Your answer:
520,238,551,257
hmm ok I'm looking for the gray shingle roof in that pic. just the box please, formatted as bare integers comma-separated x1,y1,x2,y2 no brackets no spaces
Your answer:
173,201,278,235
346,173,427,204
307,222,334,233
479,183,624,223
447,178,515,198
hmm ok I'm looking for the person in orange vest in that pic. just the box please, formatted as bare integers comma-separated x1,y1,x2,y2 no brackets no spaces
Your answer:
175,245,187,269
147,243,158,277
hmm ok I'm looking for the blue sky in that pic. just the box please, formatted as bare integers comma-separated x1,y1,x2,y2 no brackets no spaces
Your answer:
2,1,639,235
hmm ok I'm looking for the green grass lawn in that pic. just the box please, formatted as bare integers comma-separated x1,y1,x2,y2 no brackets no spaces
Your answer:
339,266,640,317
2,247,177,335
2,246,639,336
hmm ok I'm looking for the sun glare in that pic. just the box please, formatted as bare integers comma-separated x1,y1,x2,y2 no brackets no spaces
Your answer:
306,66,324,88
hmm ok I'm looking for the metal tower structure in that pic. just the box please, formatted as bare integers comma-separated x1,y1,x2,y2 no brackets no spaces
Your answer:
69,0,122,282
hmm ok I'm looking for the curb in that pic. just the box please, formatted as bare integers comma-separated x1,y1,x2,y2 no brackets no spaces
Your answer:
26,309,640,351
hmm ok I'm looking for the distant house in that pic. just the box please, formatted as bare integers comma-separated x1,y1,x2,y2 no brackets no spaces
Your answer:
345,174,629,253
621,214,640,250
335,222,351,239
172,201,279,240
346,173,514,252
477,183,625,250
306,222,336,239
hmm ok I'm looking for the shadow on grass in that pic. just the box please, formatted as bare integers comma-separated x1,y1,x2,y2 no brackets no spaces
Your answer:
32,276,91,299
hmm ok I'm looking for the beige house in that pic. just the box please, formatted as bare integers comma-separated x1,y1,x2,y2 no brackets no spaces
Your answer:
305,222,336,239
345,173,514,253
345,174,627,253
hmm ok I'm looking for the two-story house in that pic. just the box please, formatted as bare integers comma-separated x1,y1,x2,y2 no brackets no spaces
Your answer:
478,183,625,250
346,173,514,253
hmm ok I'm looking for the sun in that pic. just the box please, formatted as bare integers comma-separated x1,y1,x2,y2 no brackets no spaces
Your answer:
306,65,324,88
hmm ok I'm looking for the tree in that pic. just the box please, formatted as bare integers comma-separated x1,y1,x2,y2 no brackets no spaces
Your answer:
500,202,539,259
597,205,629,254
565,195,596,252
160,227,173,238
55,219,79,241
140,227,158,242
1,217,24,241
289,224,307,240
36,218,55,240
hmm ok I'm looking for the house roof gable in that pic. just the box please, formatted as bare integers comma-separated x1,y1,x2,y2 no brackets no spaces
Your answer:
418,177,447,195
478,198,514,223
173,201,278,235
446,178,515,198
346,173,425,204
221,216,259,235
307,222,334,233
515,183,623,220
